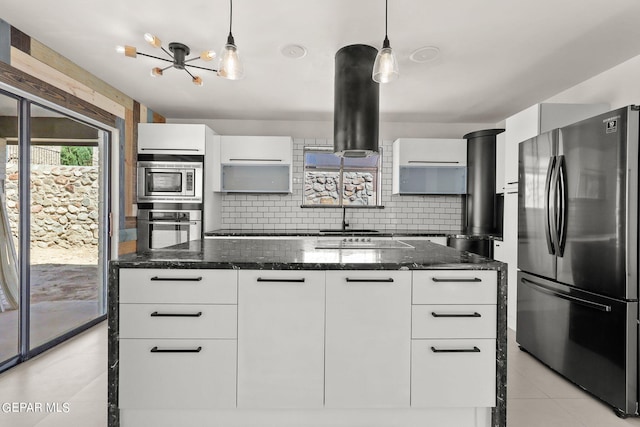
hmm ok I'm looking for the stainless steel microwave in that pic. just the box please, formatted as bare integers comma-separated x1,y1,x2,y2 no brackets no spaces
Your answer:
137,161,203,203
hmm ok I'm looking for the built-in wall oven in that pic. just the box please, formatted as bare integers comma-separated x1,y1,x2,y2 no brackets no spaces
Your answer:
137,208,202,251
137,155,203,204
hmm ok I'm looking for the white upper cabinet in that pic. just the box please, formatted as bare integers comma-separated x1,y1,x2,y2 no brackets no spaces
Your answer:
503,103,609,190
211,136,293,193
392,138,467,195
138,123,214,155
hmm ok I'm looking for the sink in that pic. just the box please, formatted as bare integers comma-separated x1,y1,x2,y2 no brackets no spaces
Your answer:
319,229,380,234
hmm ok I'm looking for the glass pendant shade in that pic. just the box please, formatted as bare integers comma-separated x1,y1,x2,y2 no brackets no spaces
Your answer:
217,36,244,80
372,46,399,83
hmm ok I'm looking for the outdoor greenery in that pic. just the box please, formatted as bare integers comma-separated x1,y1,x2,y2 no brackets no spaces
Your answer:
60,146,93,166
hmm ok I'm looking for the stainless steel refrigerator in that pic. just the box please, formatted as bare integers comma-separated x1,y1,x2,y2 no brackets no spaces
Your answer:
516,105,639,417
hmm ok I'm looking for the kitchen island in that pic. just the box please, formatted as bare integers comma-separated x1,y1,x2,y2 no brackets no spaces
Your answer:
108,238,507,427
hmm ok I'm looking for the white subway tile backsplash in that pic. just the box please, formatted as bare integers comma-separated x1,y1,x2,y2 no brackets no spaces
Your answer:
217,138,463,231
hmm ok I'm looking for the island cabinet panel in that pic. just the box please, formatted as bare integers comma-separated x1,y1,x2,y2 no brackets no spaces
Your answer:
410,269,497,408
119,339,236,409
411,339,496,407
237,270,326,408
119,268,237,304
412,270,497,305
118,268,238,412
324,270,412,408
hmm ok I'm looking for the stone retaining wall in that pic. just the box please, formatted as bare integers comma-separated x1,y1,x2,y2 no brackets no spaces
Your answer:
4,164,99,249
304,171,375,205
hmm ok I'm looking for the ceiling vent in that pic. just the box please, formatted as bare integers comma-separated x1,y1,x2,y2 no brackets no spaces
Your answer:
333,44,379,158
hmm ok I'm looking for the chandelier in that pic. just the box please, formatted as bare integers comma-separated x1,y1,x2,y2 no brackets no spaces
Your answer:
116,0,243,85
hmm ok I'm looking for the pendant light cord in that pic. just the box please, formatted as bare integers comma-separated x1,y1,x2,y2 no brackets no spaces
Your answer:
229,0,233,35
382,0,390,48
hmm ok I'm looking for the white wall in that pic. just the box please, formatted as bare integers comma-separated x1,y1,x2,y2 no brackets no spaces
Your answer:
542,54,640,110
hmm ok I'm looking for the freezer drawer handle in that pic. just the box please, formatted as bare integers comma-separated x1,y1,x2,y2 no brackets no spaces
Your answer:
521,278,612,312
431,312,481,318
431,277,481,283
150,276,203,282
150,346,202,353
150,311,203,317
431,346,481,353
257,277,306,283
346,278,395,283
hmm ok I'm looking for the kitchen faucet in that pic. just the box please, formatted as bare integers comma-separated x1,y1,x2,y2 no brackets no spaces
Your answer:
341,207,349,231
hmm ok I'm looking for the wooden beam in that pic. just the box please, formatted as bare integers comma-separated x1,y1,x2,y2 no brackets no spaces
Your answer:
10,26,29,54
10,47,126,118
125,108,135,218
118,239,137,256
30,38,135,111
0,59,117,126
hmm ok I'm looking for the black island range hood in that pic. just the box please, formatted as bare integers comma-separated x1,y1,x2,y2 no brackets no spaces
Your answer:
333,44,380,157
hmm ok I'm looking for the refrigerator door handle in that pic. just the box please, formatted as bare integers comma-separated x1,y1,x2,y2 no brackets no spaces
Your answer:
556,155,568,257
520,277,612,312
544,156,557,255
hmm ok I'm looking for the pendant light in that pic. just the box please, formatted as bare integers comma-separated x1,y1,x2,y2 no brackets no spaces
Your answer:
217,0,244,80
372,0,399,83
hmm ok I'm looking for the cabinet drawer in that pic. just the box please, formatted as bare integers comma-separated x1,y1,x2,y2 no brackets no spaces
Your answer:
412,270,497,304
412,305,496,339
119,339,237,409
411,339,496,408
119,269,237,304
120,304,237,339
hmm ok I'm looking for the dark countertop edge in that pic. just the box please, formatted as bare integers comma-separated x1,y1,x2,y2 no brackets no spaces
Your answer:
110,260,505,271
205,229,455,237
204,229,504,240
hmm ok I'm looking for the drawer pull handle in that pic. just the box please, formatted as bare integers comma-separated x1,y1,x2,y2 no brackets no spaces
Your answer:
346,278,395,283
431,346,481,353
150,346,202,353
150,276,203,282
431,277,481,283
229,158,283,162
150,311,203,318
431,312,481,318
256,278,306,283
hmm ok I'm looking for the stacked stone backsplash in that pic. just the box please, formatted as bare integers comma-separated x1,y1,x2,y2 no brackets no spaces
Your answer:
219,138,464,231
5,164,99,248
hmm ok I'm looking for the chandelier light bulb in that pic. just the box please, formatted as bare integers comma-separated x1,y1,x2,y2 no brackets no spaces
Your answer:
151,67,163,77
192,76,203,86
144,33,162,48
200,50,216,61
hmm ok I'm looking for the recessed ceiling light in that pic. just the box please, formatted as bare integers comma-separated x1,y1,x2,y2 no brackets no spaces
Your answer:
409,46,440,63
281,44,307,59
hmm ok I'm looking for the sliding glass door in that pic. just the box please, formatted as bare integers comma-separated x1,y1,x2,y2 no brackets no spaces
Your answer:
0,90,109,370
0,91,20,365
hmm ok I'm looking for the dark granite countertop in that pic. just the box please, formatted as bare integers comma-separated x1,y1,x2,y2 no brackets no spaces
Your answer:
203,228,503,240
111,238,505,271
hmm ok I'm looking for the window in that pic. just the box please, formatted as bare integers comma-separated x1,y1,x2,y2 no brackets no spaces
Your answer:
303,148,381,206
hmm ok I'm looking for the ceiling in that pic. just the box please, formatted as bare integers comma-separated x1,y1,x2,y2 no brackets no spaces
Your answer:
2,0,640,124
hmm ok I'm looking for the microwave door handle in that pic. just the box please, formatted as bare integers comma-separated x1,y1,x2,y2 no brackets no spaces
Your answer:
146,170,153,194
544,156,557,255
556,155,568,257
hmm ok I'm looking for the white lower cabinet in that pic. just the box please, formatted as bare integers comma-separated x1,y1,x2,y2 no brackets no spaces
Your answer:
119,339,236,409
411,339,496,407
118,267,498,426
324,270,412,408
237,270,325,408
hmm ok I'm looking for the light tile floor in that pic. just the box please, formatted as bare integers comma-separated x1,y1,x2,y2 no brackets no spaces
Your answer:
1,323,639,426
